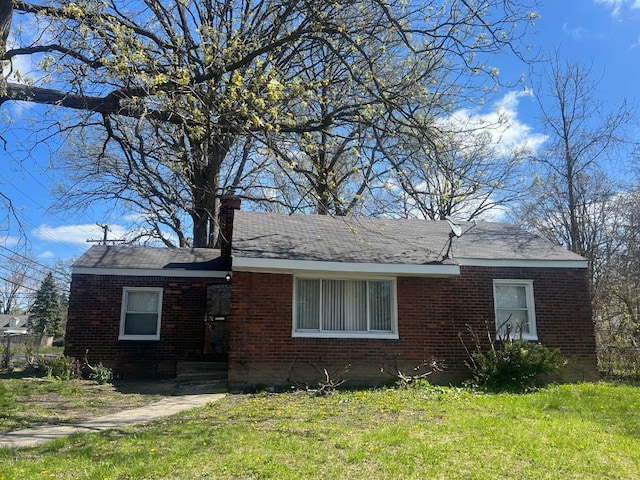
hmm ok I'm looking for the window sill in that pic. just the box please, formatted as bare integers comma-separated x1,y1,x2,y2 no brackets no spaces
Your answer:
496,334,539,342
293,331,399,340
118,335,160,341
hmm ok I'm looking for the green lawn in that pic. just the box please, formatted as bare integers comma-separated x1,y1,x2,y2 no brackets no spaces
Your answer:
0,375,164,434
1,382,639,479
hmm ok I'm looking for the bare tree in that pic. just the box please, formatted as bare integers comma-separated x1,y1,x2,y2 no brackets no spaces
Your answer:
382,107,535,221
517,56,633,259
512,56,638,376
589,188,640,376
0,251,40,314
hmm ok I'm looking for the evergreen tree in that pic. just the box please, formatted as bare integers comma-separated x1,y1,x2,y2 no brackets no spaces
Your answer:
30,273,63,337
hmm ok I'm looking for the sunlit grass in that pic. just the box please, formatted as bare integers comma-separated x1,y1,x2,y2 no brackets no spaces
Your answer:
1,382,639,479
0,376,163,433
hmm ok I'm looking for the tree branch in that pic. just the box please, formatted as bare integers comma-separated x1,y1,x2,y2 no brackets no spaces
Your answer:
5,44,103,68
0,82,188,124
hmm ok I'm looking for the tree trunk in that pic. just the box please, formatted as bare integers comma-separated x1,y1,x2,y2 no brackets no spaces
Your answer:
0,0,11,57
190,136,233,248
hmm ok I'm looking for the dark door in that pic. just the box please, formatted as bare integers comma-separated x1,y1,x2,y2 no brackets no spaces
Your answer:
204,283,231,361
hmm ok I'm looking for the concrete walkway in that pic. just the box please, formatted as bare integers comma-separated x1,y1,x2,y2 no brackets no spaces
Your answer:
0,392,225,449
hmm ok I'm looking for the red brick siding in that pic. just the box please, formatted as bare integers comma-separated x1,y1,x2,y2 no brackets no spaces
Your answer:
65,274,226,378
228,267,597,388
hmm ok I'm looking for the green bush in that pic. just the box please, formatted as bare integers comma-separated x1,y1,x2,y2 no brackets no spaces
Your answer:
46,355,82,381
89,363,113,385
467,339,564,392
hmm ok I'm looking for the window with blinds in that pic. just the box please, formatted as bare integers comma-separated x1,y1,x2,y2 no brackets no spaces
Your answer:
294,277,397,338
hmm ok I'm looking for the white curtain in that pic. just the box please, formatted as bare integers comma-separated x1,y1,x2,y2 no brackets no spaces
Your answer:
495,285,529,334
125,291,159,335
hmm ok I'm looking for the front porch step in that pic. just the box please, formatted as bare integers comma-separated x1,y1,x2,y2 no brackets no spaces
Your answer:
176,362,229,393
177,371,227,382
177,361,228,374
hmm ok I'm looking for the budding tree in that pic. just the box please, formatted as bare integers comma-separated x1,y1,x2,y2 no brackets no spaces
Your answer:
2,0,539,245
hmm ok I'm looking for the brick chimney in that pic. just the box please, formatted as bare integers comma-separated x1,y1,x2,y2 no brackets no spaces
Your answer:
219,195,241,265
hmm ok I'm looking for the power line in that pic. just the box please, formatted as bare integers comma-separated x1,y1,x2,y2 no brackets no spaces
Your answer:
0,246,69,284
1,151,99,259
0,265,56,292
0,275,39,293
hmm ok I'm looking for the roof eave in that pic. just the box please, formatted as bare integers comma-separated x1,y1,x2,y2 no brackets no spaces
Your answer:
456,258,589,269
72,267,229,278
231,257,460,277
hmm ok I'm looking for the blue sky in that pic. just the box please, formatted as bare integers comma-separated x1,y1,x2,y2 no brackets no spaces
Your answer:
1,0,639,266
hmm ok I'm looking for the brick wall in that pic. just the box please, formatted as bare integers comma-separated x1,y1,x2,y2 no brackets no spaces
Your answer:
228,267,597,388
65,273,227,378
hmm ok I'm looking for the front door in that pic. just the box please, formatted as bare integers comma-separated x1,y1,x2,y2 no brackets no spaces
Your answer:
203,283,231,361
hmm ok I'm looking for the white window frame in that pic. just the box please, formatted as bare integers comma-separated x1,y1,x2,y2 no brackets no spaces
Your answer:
493,279,537,341
119,287,163,341
292,275,398,339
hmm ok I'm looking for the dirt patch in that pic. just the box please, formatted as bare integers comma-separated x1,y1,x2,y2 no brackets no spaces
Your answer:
2,377,179,433
26,383,172,420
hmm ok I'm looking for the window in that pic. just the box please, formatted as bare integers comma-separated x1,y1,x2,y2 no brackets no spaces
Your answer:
119,287,163,340
294,277,397,338
493,280,537,341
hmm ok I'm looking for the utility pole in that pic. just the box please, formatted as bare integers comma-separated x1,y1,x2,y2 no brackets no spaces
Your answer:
86,223,126,245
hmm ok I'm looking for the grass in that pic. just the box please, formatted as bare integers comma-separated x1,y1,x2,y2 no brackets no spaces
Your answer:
0,372,165,434
2,344,64,358
0,381,639,479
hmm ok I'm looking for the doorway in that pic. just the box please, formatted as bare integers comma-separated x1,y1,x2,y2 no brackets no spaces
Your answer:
203,283,231,361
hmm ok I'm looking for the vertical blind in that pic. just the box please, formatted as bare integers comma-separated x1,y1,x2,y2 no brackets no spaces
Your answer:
295,278,393,332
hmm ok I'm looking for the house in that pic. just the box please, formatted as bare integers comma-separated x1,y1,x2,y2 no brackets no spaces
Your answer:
64,197,598,387
0,315,29,336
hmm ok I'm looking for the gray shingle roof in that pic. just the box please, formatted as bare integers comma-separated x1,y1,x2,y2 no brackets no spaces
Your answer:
73,211,585,273
0,315,29,330
232,211,585,265
73,246,225,271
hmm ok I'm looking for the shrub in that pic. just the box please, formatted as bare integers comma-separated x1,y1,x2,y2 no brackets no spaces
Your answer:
466,338,564,392
89,363,113,385
46,355,82,381
379,357,444,388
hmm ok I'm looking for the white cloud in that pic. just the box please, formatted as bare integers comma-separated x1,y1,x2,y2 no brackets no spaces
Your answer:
33,224,128,245
37,250,58,260
595,0,625,16
0,235,21,248
439,90,547,158
562,23,594,41
595,0,640,16
2,17,47,84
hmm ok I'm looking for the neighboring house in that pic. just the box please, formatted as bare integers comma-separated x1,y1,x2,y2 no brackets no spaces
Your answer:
65,197,598,387
0,315,29,336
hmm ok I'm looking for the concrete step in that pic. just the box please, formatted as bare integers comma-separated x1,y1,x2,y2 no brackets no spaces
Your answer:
176,362,229,390
177,361,228,374
176,379,229,395
177,371,227,383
